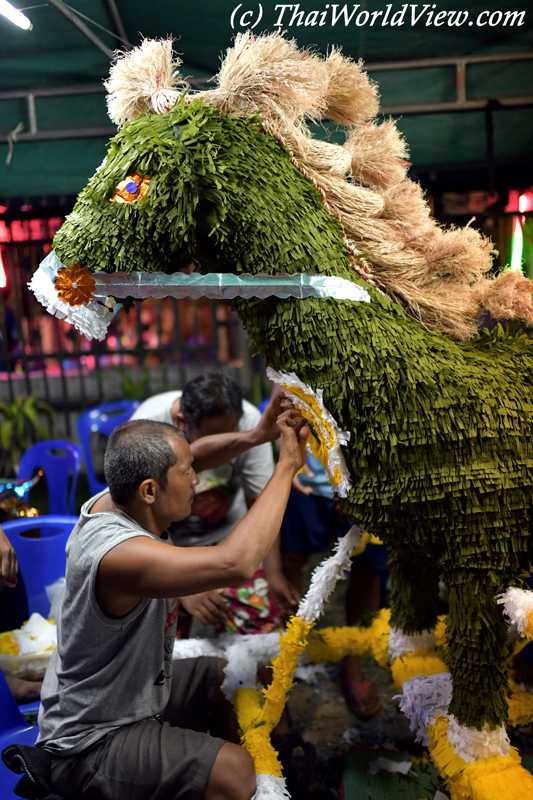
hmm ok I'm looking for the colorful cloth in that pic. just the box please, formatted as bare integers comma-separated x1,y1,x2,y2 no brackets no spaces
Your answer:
214,566,283,636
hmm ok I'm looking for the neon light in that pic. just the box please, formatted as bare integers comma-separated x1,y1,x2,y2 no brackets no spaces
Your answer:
510,217,523,272
510,193,530,273
0,0,32,29
0,249,6,289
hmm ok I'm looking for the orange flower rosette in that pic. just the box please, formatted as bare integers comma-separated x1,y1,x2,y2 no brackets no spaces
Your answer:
54,264,96,306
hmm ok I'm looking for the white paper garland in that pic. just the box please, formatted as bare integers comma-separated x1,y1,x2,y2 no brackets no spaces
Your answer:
266,368,352,498
28,253,115,341
496,587,533,638
297,526,362,623
396,673,452,745
445,715,511,763
388,627,436,660
253,773,290,799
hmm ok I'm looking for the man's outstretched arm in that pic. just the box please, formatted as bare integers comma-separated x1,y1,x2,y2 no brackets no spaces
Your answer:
190,385,289,472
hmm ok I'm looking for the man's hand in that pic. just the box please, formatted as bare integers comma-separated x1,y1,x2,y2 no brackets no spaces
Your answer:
252,384,294,445
180,590,229,628
276,410,309,475
267,572,301,619
0,524,18,584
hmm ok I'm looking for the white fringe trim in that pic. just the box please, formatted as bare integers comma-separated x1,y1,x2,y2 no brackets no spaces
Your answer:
297,525,362,623
496,587,533,638
253,773,290,799
446,715,511,763
395,673,452,745
388,627,436,660
266,368,352,498
173,634,330,702
28,253,114,341
173,632,281,701
172,637,223,660
222,632,281,700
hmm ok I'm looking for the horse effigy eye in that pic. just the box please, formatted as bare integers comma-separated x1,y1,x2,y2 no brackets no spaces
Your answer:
110,173,150,203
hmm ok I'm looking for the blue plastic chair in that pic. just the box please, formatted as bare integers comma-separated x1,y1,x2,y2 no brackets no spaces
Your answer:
17,440,82,517
0,669,39,797
2,516,78,628
77,400,140,496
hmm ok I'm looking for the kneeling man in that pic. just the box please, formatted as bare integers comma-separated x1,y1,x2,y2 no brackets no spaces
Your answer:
35,409,308,800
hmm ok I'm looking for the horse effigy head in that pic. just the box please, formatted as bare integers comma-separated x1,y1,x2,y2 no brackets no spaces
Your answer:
32,34,531,342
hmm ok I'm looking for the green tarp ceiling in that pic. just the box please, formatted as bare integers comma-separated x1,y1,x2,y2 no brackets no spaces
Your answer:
0,0,532,198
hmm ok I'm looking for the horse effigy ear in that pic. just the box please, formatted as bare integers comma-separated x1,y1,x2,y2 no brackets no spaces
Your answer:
208,31,329,127
105,38,188,128
323,48,379,125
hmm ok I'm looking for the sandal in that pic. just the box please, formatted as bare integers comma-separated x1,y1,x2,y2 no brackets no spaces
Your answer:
271,732,316,799
341,675,382,719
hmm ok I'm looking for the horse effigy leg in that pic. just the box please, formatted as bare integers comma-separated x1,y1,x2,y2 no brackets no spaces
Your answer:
386,547,451,726
445,569,510,734
425,566,533,799
387,545,441,657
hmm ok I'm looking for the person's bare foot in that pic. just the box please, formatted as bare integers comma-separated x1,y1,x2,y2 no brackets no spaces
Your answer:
341,655,381,719
5,674,42,704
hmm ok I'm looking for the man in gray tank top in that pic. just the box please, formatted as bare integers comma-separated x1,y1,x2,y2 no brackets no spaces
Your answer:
26,402,307,800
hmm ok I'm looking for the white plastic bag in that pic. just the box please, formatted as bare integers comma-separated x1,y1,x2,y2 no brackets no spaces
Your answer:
45,576,65,622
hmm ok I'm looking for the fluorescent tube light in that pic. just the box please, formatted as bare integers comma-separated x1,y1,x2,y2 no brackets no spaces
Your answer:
0,0,32,30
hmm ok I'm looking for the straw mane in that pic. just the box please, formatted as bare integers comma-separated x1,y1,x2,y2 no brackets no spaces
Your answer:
106,34,532,340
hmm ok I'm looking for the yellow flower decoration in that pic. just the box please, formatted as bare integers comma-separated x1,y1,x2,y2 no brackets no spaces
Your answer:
233,607,533,795
0,631,19,655
307,608,391,668
507,678,533,727
54,264,96,306
525,609,533,639
428,716,533,800
110,173,150,203
266,368,352,497
234,616,313,776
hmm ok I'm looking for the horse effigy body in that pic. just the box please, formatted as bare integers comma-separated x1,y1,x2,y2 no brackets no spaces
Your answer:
30,34,533,799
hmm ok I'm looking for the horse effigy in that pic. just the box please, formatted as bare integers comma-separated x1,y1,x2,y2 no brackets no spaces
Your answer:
29,34,533,799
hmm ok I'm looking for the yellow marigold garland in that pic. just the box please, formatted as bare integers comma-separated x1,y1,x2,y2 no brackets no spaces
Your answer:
262,616,314,730
0,631,19,655
306,608,391,668
351,531,383,557
507,678,533,727
239,713,284,777
428,716,533,800
233,601,533,792
235,616,313,776
391,647,449,692
234,686,263,731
